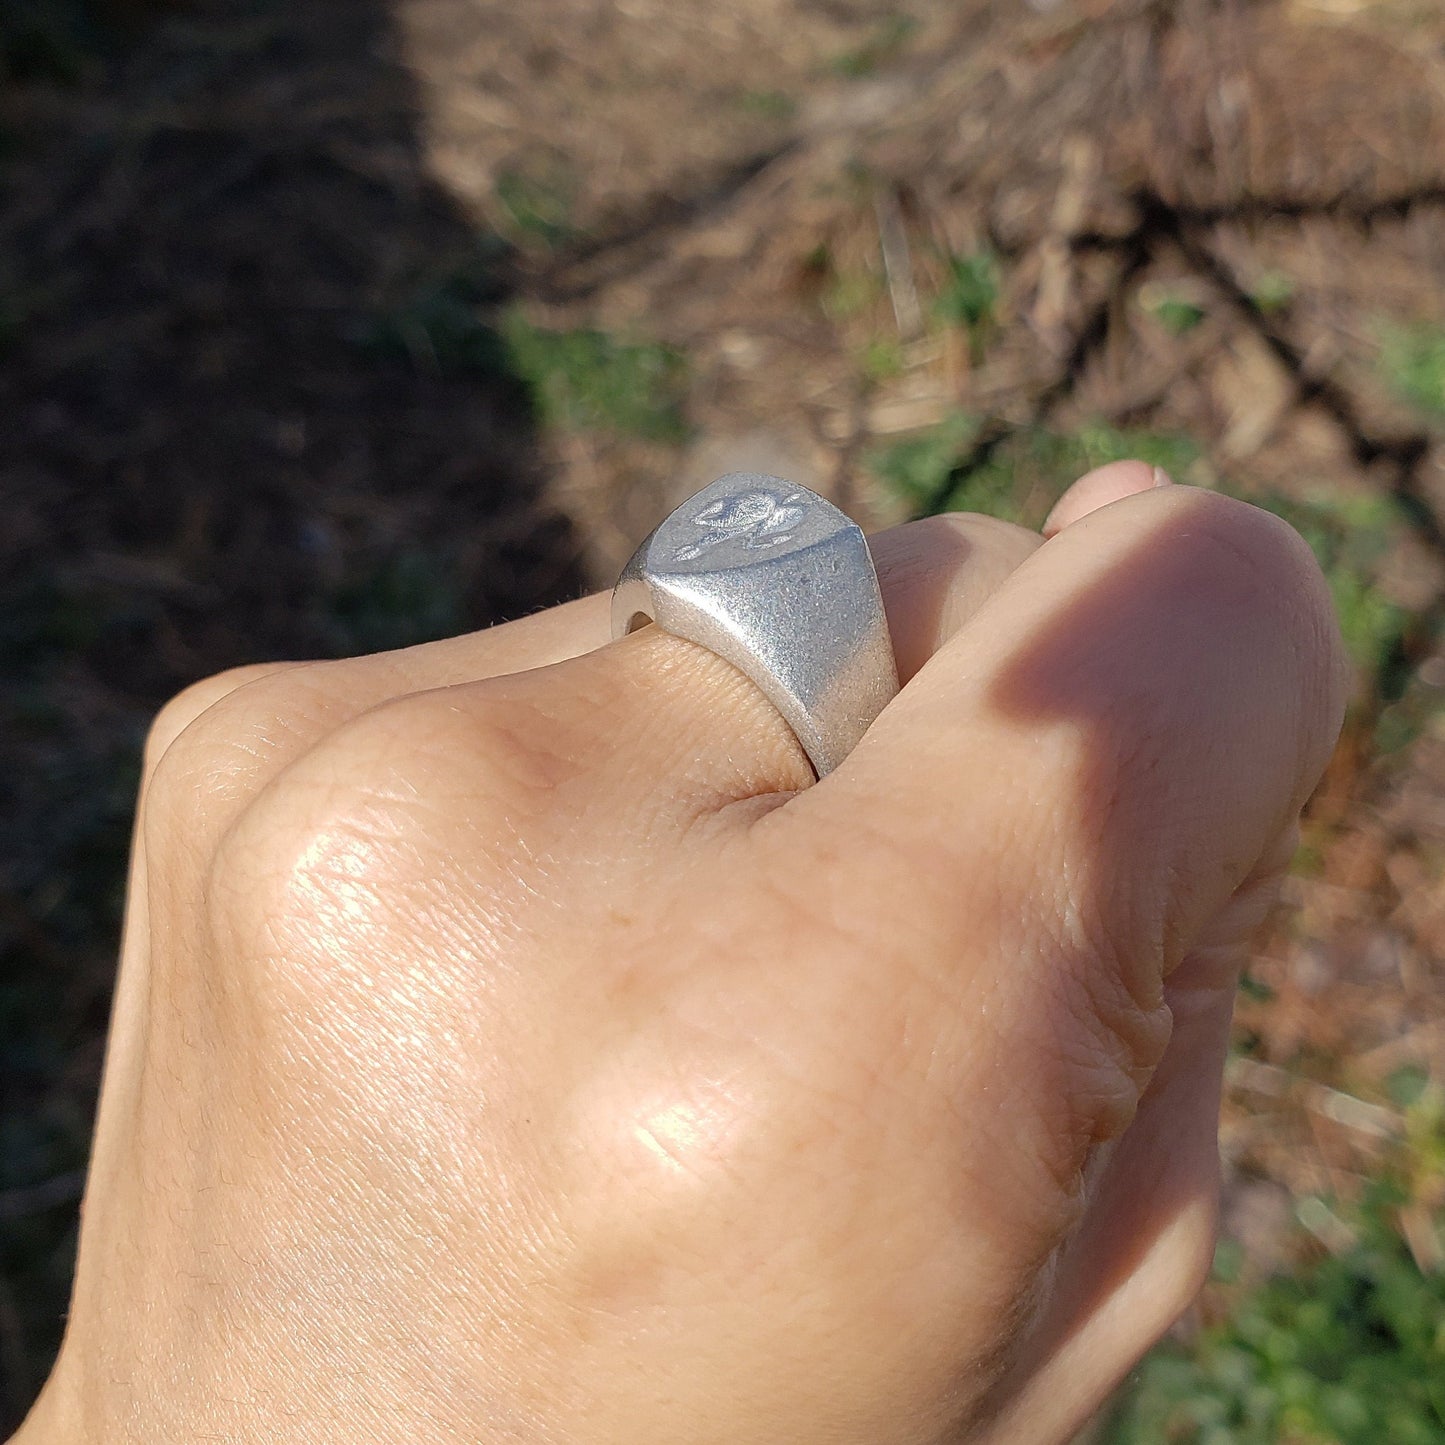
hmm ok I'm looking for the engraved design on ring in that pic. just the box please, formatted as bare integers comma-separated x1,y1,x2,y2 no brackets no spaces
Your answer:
611,473,900,778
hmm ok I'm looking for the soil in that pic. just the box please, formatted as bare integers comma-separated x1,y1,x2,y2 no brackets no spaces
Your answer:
2,0,1445,1424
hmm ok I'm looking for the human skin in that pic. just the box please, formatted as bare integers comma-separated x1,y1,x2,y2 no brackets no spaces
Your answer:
13,462,1347,1445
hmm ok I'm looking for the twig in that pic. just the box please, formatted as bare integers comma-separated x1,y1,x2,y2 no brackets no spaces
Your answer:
874,184,923,342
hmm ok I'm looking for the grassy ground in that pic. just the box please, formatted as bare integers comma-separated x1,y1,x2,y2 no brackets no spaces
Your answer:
3,0,1444,1436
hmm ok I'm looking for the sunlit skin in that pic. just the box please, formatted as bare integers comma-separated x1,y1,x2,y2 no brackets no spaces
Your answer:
13,462,1347,1445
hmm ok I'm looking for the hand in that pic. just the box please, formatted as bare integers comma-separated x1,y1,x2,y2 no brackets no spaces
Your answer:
15,464,1347,1445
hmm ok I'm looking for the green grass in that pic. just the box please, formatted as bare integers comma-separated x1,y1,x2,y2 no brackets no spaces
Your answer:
933,251,999,331
821,265,884,322
869,412,995,512
827,14,916,78
1251,270,1296,315
735,88,797,121
1104,1161,1445,1444
362,255,689,443
357,241,511,373
1290,500,1409,680
1378,322,1445,418
499,312,688,443
1141,286,1208,337
860,336,905,383
871,415,1425,745
868,414,1199,525
494,168,576,251
933,249,999,361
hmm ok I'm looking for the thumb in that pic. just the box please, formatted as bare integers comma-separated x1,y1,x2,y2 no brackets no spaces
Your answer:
777,483,1347,1268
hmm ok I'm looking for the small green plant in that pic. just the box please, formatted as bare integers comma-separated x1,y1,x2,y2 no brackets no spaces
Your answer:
822,266,883,322
1140,281,1208,336
500,312,689,443
494,168,576,250
358,242,510,374
1378,322,1445,418
736,89,797,121
933,249,999,361
1399,1076,1445,1199
860,336,905,383
828,14,916,78
868,411,984,511
1065,422,1200,477
1252,270,1296,315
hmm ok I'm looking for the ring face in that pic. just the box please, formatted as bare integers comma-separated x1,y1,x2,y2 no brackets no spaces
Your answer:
612,473,899,776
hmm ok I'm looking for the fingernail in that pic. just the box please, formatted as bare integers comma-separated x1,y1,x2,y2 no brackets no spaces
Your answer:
1153,467,1174,488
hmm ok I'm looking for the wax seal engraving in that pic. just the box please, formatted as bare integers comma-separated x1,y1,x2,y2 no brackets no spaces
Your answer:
610,472,900,775
671,489,807,562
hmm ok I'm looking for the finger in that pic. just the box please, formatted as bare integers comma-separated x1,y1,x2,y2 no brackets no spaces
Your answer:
251,474,1201,854
335,505,1054,701
466,510,1043,811
345,511,1036,700
775,483,1347,1267
138,598,608,790
876,513,1042,681
1042,458,1171,537
143,453,1153,800
142,503,1033,792
144,511,1042,860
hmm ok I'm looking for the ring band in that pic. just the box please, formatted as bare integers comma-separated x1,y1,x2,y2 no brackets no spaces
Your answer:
611,473,900,776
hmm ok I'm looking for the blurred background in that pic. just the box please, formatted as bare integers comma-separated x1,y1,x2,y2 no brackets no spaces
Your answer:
2,0,1443,1436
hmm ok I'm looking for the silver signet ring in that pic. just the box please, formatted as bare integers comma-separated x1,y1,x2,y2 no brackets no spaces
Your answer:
611,473,900,777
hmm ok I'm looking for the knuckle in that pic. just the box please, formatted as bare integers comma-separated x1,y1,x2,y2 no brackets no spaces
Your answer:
200,704,435,1009
205,686,558,941
554,969,943,1326
142,664,313,855
923,509,1039,565
1065,954,1171,1104
210,769,402,976
927,513,1042,595
143,663,292,781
